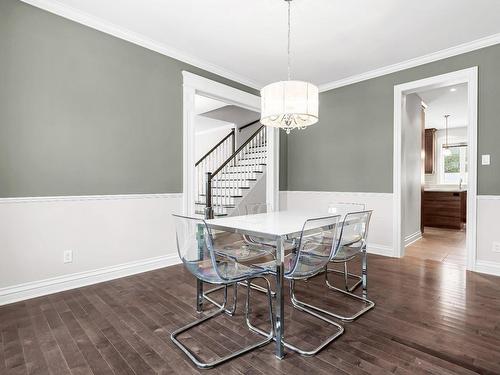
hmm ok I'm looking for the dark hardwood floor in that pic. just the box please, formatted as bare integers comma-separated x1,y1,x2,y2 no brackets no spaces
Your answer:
1,254,500,374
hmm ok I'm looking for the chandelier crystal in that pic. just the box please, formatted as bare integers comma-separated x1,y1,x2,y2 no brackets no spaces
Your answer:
260,0,319,134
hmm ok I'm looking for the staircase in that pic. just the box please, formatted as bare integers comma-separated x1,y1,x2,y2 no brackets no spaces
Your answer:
195,125,267,217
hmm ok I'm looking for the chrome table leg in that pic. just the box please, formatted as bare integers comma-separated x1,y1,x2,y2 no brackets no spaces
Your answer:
274,235,285,359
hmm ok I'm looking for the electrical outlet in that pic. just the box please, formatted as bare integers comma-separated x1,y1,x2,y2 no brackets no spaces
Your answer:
482,154,491,165
492,242,500,253
63,250,73,263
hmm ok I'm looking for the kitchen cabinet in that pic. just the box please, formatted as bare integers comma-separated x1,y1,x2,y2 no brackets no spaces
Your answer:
424,128,436,174
423,190,467,229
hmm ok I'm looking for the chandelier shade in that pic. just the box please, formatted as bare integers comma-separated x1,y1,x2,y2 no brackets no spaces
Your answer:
260,80,319,133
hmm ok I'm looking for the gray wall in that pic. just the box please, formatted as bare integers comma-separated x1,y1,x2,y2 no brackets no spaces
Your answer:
0,0,257,197
285,43,500,195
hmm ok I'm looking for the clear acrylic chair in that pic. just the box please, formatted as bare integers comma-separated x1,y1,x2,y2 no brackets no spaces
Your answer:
327,202,366,292
245,202,272,215
205,206,277,307
171,214,274,369
293,211,375,322
250,215,345,356
243,202,298,252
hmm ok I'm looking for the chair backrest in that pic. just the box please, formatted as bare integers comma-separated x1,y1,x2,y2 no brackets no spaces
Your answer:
172,214,221,282
245,202,271,215
287,215,341,279
335,210,373,258
328,202,365,216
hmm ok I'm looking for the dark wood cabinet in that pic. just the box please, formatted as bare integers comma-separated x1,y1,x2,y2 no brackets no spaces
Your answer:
423,190,467,229
424,128,436,174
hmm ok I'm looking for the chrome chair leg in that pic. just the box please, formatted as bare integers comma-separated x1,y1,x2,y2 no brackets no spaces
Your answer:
171,281,274,369
238,280,276,298
321,250,374,322
203,283,238,316
203,280,275,316
325,262,362,292
246,279,344,357
245,277,275,339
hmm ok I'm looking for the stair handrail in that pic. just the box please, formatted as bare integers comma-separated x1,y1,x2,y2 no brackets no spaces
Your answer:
205,125,265,219
195,129,235,167
210,125,264,178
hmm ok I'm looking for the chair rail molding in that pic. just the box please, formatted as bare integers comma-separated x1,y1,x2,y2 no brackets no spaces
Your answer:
0,193,182,204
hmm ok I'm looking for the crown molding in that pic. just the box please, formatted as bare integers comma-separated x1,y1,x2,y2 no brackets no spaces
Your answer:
18,0,500,94
319,33,500,92
20,0,263,90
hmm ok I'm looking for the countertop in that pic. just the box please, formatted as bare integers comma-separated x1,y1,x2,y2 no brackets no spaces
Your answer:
424,187,467,192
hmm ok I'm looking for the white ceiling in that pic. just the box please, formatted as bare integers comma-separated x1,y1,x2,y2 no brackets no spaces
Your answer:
25,0,500,88
420,83,468,129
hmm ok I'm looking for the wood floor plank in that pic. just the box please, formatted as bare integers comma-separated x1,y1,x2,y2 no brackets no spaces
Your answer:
56,308,114,375
18,325,51,375
2,325,27,374
1,226,500,374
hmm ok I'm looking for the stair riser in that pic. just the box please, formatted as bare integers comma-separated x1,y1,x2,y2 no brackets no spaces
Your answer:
247,146,267,153
197,197,240,205
224,165,266,173
218,172,261,179
235,159,266,166
211,182,252,188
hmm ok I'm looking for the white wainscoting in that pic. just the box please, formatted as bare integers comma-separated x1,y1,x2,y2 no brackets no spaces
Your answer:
475,196,500,276
0,193,182,305
280,191,394,257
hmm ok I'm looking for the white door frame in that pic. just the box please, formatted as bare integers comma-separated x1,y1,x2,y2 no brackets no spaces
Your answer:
182,71,279,215
393,67,478,270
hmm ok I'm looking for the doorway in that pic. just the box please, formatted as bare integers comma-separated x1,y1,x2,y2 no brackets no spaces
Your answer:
393,67,478,270
182,71,280,216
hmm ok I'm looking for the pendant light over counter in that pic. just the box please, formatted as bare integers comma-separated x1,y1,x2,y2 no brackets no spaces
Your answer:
443,114,452,156
260,0,319,134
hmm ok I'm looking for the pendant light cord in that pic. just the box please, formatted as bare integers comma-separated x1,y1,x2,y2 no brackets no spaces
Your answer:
287,0,291,81
445,114,450,147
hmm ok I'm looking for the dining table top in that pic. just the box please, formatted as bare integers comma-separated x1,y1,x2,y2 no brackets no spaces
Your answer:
205,210,345,238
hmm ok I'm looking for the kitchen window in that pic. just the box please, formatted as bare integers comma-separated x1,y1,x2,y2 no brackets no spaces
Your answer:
442,146,467,184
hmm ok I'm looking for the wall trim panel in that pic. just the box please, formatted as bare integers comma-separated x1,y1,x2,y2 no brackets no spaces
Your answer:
280,191,394,257
0,254,180,306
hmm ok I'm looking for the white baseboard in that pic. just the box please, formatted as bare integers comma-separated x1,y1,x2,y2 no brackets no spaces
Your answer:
367,243,394,257
474,260,500,277
0,254,181,306
404,231,422,247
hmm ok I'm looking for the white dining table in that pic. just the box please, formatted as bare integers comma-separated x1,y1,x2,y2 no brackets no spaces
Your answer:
204,210,336,359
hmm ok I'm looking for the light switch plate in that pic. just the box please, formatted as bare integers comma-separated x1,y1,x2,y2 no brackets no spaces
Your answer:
482,154,491,165
493,242,500,253
63,250,73,263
